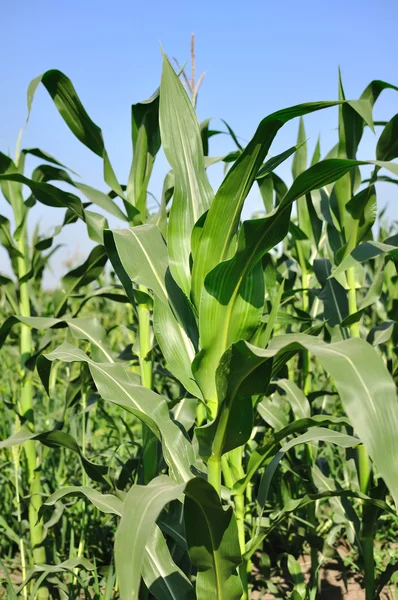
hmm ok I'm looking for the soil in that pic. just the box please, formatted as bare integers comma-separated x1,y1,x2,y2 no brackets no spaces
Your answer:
253,553,396,600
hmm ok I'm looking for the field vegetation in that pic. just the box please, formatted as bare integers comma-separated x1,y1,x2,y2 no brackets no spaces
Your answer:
0,39,398,599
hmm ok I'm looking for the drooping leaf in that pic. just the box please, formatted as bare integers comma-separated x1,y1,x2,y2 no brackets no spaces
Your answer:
0,429,107,483
257,427,359,510
115,476,185,600
109,225,201,397
27,69,124,198
44,343,198,482
142,524,195,600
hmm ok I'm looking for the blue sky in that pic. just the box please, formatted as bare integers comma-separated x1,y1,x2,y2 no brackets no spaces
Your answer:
1,0,398,283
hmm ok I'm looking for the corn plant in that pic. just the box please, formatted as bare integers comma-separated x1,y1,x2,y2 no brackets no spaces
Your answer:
1,49,398,600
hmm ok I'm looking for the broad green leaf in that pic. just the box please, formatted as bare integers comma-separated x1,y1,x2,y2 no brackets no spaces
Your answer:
42,486,123,516
377,113,398,162
0,429,107,483
171,397,198,432
27,69,124,198
115,476,184,600
159,54,213,297
345,184,377,247
257,427,359,509
0,173,106,243
0,153,25,225
275,379,310,420
312,464,359,544
44,343,197,482
153,296,202,398
257,146,301,213
128,87,160,219
191,100,369,306
331,234,398,278
111,225,169,303
360,79,398,107
196,339,273,459
195,159,368,404
103,229,137,307
33,315,112,362
272,334,398,507
43,484,191,600
256,395,290,431
216,333,398,507
367,321,395,346
22,147,77,173
313,258,348,326
53,245,108,316
142,524,195,600
184,477,242,600
75,182,130,221
31,162,130,221
110,225,201,396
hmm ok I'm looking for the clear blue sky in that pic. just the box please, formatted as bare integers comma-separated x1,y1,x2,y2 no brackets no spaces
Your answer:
1,0,398,283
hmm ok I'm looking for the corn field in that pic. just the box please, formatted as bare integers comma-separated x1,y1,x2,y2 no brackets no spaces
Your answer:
1,43,398,600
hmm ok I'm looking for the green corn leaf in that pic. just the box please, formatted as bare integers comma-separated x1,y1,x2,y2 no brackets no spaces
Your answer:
257,427,359,510
128,87,160,219
115,476,185,600
43,485,190,600
159,53,214,297
109,225,202,397
0,315,112,362
153,296,202,398
367,321,395,346
42,486,123,515
196,339,274,459
142,523,195,600
184,477,243,600
225,333,398,508
0,429,108,483
195,158,370,405
331,233,398,278
30,163,130,221
311,136,321,166
360,79,398,107
0,173,107,243
103,229,137,307
110,225,169,303
0,153,25,226
27,69,124,199
53,245,108,316
75,182,130,221
238,415,353,493
275,379,310,420
377,113,398,161
43,343,197,483
313,258,348,326
191,100,369,306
